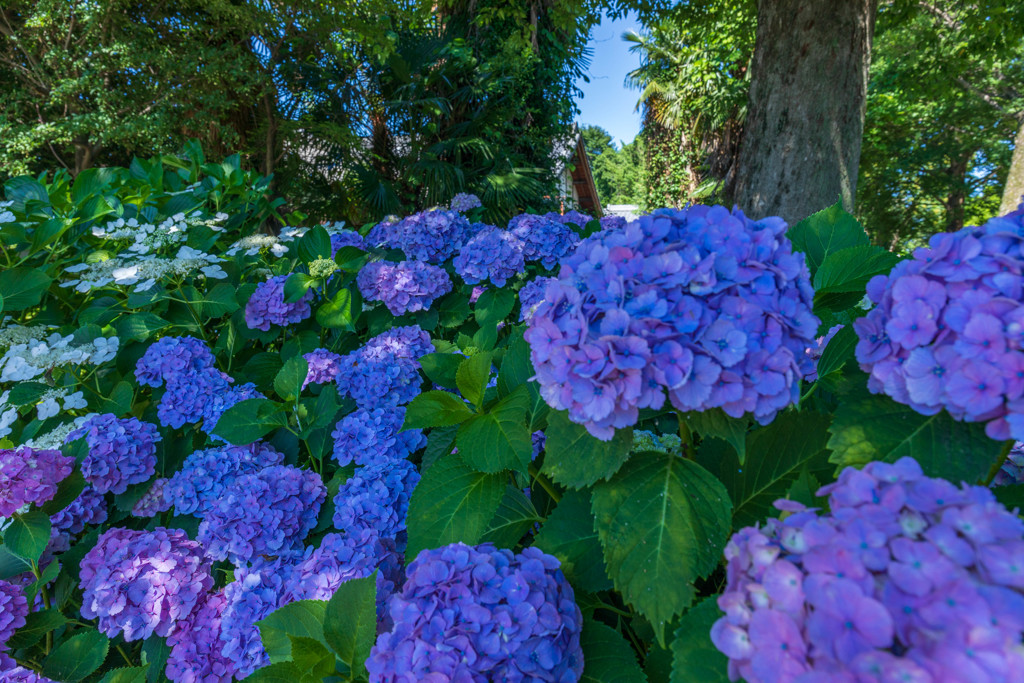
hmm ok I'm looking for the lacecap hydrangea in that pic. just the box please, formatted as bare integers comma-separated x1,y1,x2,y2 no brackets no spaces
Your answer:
854,206,1024,441
0,447,73,516
244,274,314,331
711,457,1024,682
356,260,452,316
66,414,161,495
367,543,584,682
453,226,526,287
366,208,473,263
79,527,213,641
525,205,819,439
331,406,425,467
509,213,581,270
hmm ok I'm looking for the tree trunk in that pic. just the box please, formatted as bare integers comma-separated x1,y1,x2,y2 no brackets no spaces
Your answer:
944,155,969,232
1000,119,1024,215
733,0,878,224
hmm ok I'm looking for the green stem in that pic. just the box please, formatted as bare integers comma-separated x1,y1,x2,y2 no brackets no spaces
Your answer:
116,644,134,667
528,463,561,503
800,381,819,405
984,439,1016,486
676,410,693,459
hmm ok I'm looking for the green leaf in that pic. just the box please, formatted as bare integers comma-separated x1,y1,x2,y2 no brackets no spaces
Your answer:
813,245,900,312
98,666,151,683
257,600,328,664
419,352,464,390
7,609,68,650
284,273,316,304
542,411,633,488
456,351,492,410
813,325,858,382
474,288,516,326
827,390,1003,484
243,352,285,389
422,425,457,470
786,202,869,275
41,470,86,515
456,389,532,473
115,312,169,342
592,453,732,641
0,546,31,580
334,245,367,271
23,558,59,602
0,268,52,312
244,662,303,683
670,598,729,683
317,287,359,330
480,486,542,549
100,381,134,417
4,509,52,563
405,454,506,561
403,390,475,429
141,632,171,683
297,226,332,263
684,409,751,464
211,398,286,445
580,618,648,683
534,489,612,593
42,629,110,682
496,333,534,397
204,283,241,317
274,355,309,402
6,176,49,207
994,484,1024,510
438,291,472,328
8,381,49,406
323,573,377,679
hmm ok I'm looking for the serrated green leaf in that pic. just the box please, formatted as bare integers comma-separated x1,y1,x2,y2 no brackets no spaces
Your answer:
100,381,134,417
670,598,729,683
4,509,52,563
480,486,542,549
244,662,303,683
297,226,331,262
456,389,532,473
403,390,475,429
422,425,457,470
813,324,857,382
115,312,169,342
257,600,328,664
474,288,516,326
243,352,284,389
141,627,171,683
418,353,465,390
580,618,648,683
323,573,377,679
288,636,335,680
274,355,309,402
99,666,151,683
534,489,612,593
456,352,491,410
42,629,110,682
211,398,286,445
684,409,751,464
7,609,68,650
592,453,732,642
317,287,359,330
41,470,86,516
9,381,52,406
204,283,241,317
786,202,869,276
333,245,367,271
0,546,31,580
496,332,533,397
0,268,52,312
437,291,472,328
542,411,633,488
813,245,900,312
405,454,506,561
284,273,316,303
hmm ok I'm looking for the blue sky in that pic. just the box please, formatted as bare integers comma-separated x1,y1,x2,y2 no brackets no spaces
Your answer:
575,12,644,148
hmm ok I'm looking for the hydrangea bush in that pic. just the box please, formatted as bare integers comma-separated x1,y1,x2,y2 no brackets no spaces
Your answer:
2,152,1022,683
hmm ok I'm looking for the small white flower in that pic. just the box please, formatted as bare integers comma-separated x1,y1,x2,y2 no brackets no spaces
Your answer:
0,211,15,224
63,390,87,411
271,243,288,257
201,265,227,279
37,394,62,420
112,265,141,284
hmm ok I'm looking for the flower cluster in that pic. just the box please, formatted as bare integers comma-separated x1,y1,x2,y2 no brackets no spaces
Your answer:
132,478,171,518
166,591,236,683
453,227,526,287
450,193,483,212
600,215,627,231
49,487,108,554
200,381,264,437
0,660,57,683
244,274,314,331
357,260,452,316
334,327,432,410
525,206,818,439
62,246,226,293
0,329,118,383
0,446,74,516
331,407,425,467
278,530,399,606
854,208,1024,441
92,213,215,255
367,543,584,682
33,388,86,421
995,443,1024,486
225,234,290,258
711,457,1024,682
198,465,326,565
66,414,161,495
508,214,580,270
0,579,27,651
135,336,216,387
330,229,366,255
519,277,555,322
303,348,344,387
80,527,213,641
333,459,419,543
366,209,473,263
156,368,233,429
164,443,284,517
547,210,592,228
219,560,289,676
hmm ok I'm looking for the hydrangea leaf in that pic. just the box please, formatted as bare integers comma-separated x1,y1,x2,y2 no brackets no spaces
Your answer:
203,283,242,317
100,381,134,417
141,625,171,683
114,312,169,342
333,245,366,271
297,226,331,263
288,636,336,681
242,662,303,683
480,486,542,549
4,509,52,563
580,617,649,683
323,573,377,679
98,666,150,683
994,483,1024,510
421,425,457,470
405,454,506,561
419,352,464,390
456,351,492,410
42,629,110,682
7,609,68,651
534,489,612,594
404,390,475,429
257,599,328,664
0,546,31,580
274,355,309,402
316,287,360,330
496,332,534,397
456,389,533,473
669,598,729,683
243,352,285,390
211,398,287,445
684,409,751,464
812,245,901,312
474,287,516,327
542,411,633,489
813,324,858,383
786,202,869,276
40,470,86,516
7,381,50,406
592,453,732,642
828,391,1003,484
0,267,52,312
437,291,472,328
22,557,60,602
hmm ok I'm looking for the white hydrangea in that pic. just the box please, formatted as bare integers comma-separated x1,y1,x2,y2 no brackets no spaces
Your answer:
34,388,87,420
0,331,120,382
22,414,94,450
62,246,226,293
0,200,14,224
226,234,290,257
0,390,17,439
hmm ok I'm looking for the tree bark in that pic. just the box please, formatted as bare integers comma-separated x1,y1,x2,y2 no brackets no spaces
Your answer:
1000,119,1024,215
733,0,878,224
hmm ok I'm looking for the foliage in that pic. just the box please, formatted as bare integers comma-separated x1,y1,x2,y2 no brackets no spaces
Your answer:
580,125,645,207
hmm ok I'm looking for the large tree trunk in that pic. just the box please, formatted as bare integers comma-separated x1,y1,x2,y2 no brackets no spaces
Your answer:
733,0,878,224
1000,120,1024,215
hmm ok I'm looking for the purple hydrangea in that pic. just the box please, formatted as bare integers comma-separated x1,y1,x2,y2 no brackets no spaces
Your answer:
0,579,27,651
198,465,326,565
547,209,593,228
135,336,216,388
993,442,1024,487
219,560,285,676
361,325,434,361
200,382,264,437
278,530,400,609
367,543,584,682
519,276,556,322
368,209,473,263
356,260,452,316
132,478,171,518
453,227,526,287
304,348,344,388
509,214,581,270
854,207,1024,441
804,324,845,383
164,443,283,517
166,591,237,683
49,487,108,554
66,414,160,495
525,206,819,439
331,407,425,468
0,658,56,682
244,274,314,331
450,193,483,213
0,447,74,516
711,457,1024,682
79,527,213,641
330,230,366,256
157,368,232,430
600,215,627,231
332,459,420,544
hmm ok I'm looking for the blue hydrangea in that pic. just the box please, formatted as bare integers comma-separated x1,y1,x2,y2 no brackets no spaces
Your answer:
131,478,171,518
331,407,425,467
330,230,365,255
366,209,473,263
200,382,264,437
219,560,289,677
245,274,314,331
546,209,593,228
66,414,161,495
164,443,284,517
519,276,556,322
0,579,27,652
49,486,108,554
304,348,344,388
135,336,216,388
453,226,526,287
166,590,237,683
508,213,581,270
450,193,483,212
157,368,233,429
333,459,419,544
357,260,452,316
361,325,434,361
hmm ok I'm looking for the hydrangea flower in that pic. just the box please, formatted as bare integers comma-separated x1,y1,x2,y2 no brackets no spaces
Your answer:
331,407,425,467
330,230,366,255
132,478,171,518
198,465,326,565
80,527,213,641
519,277,556,322
453,227,526,287
547,209,592,228
711,457,1024,682
367,543,584,682
49,487,108,554
450,193,483,212
367,209,473,263
164,443,284,517
135,336,216,388
166,591,237,683
525,206,819,439
200,382,264,436
66,414,160,495
0,579,27,651
600,215,627,231
361,325,434,362
356,260,452,316
993,442,1024,486
219,559,289,676
0,447,74,516
304,348,344,387
0,658,56,682
508,214,581,270
804,324,844,382
854,207,1024,441
156,368,233,429
278,530,400,609
333,459,419,543
244,275,314,331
